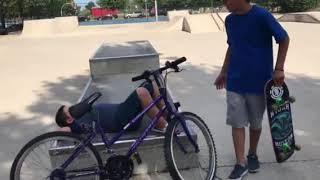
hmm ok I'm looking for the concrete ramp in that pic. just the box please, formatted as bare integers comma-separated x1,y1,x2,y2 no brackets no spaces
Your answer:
53,16,79,33
162,16,184,31
167,10,190,20
278,13,320,23
307,12,320,22
22,16,79,37
217,12,230,22
182,14,220,34
211,13,225,31
22,19,55,37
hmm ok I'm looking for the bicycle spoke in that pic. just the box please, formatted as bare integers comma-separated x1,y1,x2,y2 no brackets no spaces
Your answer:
12,132,102,180
166,113,216,180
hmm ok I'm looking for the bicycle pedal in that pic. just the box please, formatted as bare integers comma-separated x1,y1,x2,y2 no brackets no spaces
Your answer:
133,152,142,165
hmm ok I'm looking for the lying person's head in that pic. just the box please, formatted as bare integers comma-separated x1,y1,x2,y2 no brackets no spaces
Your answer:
55,106,74,127
55,102,92,127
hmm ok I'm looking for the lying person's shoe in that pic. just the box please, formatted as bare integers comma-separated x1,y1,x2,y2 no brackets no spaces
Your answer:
247,153,260,173
152,124,168,134
229,164,248,180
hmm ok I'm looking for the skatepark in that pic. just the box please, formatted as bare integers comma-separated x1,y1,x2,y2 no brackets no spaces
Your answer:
1,9,320,179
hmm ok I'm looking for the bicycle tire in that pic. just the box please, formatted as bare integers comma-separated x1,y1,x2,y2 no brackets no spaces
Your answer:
164,112,217,180
10,131,103,180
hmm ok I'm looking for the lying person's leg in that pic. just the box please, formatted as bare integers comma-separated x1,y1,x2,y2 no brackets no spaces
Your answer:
136,86,167,130
136,83,167,129
150,82,166,108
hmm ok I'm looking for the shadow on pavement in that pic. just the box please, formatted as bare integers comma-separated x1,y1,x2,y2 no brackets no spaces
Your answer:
1,61,320,179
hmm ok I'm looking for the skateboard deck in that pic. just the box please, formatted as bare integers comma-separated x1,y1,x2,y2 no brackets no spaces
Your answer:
264,80,300,163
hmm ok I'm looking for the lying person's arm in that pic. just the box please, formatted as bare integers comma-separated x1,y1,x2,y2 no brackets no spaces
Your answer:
59,126,72,132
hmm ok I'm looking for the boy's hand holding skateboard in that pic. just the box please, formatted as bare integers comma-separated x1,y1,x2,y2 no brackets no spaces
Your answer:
273,69,285,87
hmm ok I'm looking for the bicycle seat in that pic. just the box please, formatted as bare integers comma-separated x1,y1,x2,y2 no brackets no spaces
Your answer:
69,92,102,119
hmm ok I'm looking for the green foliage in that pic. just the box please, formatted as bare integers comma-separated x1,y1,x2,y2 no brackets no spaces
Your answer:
96,0,126,9
79,9,91,17
253,0,319,12
85,1,96,10
278,0,318,12
0,0,77,19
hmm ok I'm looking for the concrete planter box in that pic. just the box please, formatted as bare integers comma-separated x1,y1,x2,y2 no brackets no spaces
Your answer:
89,41,160,79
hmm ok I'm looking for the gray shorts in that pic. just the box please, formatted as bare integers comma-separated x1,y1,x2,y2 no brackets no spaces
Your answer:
226,91,265,129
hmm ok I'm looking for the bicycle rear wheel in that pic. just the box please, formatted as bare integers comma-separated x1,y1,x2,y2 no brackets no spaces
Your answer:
10,131,103,180
164,112,217,180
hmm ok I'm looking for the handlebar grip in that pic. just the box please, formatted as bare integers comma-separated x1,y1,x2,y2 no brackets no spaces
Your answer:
171,57,187,67
132,75,144,82
132,70,152,82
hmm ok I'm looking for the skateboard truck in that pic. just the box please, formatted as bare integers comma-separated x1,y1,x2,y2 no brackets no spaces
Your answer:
278,143,301,161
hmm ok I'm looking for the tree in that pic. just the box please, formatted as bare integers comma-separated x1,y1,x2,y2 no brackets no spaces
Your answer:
253,0,319,12
0,0,6,28
79,9,91,17
85,1,95,10
97,0,126,9
277,0,318,12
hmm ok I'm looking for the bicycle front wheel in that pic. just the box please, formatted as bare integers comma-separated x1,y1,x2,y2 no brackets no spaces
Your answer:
165,112,217,180
10,131,103,180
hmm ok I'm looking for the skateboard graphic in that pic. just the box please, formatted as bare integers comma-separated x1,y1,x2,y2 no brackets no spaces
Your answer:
264,80,301,163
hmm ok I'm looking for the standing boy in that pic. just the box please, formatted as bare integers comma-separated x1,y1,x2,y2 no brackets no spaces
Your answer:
214,0,290,179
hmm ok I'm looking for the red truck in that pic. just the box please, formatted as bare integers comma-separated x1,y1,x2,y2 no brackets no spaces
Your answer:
91,7,118,20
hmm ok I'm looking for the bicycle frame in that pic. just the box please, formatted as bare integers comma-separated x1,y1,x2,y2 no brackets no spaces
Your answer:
58,71,199,178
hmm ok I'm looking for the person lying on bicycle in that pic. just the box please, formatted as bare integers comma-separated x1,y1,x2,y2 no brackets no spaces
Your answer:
55,81,168,134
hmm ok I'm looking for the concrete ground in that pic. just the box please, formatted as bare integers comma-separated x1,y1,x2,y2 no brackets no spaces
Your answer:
1,21,320,179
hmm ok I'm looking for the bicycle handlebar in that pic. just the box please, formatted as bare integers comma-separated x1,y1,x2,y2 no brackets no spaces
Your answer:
132,57,187,82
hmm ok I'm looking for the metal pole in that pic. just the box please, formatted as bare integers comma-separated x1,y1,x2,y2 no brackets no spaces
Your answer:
155,0,158,21
145,0,148,19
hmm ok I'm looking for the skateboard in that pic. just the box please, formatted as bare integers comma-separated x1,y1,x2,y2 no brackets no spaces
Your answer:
264,80,301,163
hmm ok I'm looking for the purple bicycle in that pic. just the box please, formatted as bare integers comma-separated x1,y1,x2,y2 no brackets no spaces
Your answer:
10,57,217,180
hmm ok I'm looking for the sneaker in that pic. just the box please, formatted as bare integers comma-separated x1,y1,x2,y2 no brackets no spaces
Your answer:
229,164,248,180
247,154,260,173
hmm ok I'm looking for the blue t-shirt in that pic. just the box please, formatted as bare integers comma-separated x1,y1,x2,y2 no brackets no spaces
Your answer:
225,5,288,94
70,104,122,134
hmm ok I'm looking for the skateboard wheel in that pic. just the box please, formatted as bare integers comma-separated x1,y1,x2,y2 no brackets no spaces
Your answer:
278,152,286,161
289,96,296,103
294,144,301,151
